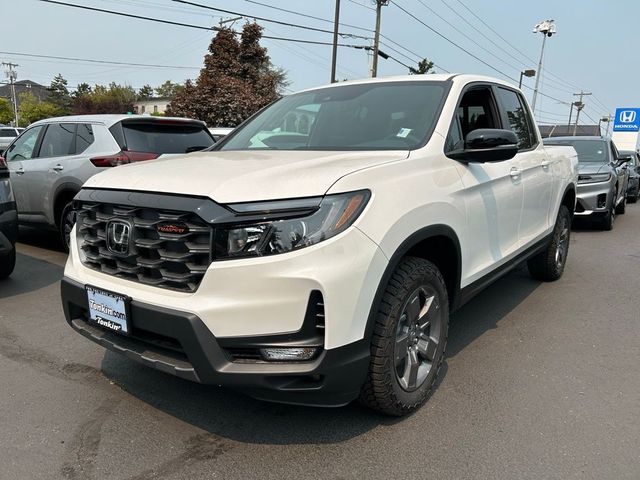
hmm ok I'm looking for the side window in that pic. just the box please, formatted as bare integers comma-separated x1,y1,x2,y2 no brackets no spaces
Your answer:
5,126,44,162
610,142,619,162
75,124,95,154
446,86,499,152
38,123,76,158
496,87,534,149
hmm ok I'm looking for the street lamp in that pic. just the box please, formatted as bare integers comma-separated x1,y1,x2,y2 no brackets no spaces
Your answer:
519,69,536,89
531,19,557,113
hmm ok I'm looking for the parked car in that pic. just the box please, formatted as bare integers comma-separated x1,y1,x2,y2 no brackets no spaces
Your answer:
544,136,630,230
3,115,215,250
208,127,233,142
619,150,640,203
61,75,577,416
0,126,25,155
0,155,18,278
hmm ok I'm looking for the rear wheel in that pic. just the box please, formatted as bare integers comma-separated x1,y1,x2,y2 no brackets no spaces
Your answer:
59,202,76,253
0,246,16,279
528,205,571,282
360,257,449,416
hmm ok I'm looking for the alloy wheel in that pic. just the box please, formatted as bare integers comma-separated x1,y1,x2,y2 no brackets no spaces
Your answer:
555,218,569,269
63,208,77,249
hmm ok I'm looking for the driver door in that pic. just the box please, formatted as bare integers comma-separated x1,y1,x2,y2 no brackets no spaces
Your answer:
5,125,45,216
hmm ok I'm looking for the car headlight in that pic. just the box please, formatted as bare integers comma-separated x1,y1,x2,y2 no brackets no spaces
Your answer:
214,190,370,259
578,173,611,184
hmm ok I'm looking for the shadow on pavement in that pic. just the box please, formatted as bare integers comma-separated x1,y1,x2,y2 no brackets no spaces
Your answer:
100,265,540,445
18,226,65,252
0,253,63,299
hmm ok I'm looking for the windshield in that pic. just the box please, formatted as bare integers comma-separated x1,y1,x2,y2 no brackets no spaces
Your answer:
546,139,608,163
118,122,214,154
219,81,448,151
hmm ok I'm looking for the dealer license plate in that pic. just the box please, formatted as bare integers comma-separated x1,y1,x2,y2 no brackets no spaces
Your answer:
85,285,130,335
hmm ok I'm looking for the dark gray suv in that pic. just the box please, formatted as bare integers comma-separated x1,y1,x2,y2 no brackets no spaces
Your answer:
544,136,630,230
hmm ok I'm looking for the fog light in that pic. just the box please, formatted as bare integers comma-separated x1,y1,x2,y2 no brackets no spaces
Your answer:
597,194,607,209
260,347,319,361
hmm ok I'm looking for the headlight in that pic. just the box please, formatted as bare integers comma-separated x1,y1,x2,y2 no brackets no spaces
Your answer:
578,173,611,184
214,190,370,259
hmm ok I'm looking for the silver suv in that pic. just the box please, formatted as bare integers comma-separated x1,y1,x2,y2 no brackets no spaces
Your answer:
4,115,214,249
0,126,25,155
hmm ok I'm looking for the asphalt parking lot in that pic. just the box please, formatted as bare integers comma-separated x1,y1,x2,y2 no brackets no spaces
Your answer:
1,211,639,480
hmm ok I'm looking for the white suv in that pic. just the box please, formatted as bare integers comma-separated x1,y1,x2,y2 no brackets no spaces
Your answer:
61,75,577,415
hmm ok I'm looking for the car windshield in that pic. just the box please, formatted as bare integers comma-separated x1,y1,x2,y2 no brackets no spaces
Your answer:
219,81,448,151
546,139,608,163
119,122,214,154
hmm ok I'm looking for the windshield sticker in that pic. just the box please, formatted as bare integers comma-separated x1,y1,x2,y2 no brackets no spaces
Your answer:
397,128,412,138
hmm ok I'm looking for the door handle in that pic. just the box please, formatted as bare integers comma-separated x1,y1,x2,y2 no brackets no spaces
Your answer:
541,160,551,168
510,167,521,179
15,168,24,175
53,164,64,172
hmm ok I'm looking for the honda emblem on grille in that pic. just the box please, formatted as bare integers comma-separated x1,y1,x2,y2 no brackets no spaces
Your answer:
106,220,131,255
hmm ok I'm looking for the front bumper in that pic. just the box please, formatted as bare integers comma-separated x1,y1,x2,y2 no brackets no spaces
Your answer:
0,201,18,254
61,277,371,406
574,180,615,217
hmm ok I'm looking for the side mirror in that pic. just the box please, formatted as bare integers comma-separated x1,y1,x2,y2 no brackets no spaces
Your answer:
447,129,519,163
617,156,632,167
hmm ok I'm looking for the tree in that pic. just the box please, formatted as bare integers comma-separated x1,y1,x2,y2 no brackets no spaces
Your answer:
48,74,72,113
72,83,137,114
155,80,183,99
167,23,287,127
0,98,13,125
138,84,154,100
72,83,92,98
18,92,64,126
410,59,435,75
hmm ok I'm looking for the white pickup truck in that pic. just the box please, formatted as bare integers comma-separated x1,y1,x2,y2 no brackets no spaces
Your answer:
60,74,577,416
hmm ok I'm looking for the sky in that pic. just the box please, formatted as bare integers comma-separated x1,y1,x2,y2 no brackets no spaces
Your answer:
1,0,637,127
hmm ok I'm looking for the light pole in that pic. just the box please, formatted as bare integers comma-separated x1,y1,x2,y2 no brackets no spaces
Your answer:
519,69,536,89
531,19,556,113
371,0,389,78
330,0,341,83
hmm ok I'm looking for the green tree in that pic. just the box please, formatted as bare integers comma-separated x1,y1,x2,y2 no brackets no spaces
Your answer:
48,74,72,113
72,83,137,114
410,58,435,75
72,82,92,98
167,23,287,127
18,92,64,126
138,84,154,100
0,98,13,124
155,80,183,98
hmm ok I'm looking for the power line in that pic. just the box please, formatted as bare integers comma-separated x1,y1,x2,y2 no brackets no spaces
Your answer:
0,50,200,70
36,0,369,48
171,0,371,40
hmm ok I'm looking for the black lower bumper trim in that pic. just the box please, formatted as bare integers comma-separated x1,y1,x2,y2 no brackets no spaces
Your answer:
60,277,370,406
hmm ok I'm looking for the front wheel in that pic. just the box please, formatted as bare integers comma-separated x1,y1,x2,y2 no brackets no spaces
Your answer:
528,205,571,282
616,194,627,215
359,257,449,416
59,202,77,253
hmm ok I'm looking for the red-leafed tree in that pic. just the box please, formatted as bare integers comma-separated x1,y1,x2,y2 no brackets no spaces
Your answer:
167,23,287,127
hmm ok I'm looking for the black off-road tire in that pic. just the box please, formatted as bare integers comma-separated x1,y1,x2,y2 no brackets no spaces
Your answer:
627,191,638,204
0,246,16,279
359,257,449,416
616,195,627,215
528,205,571,282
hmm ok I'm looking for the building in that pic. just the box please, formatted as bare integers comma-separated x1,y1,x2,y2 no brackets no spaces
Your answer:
538,124,602,138
0,79,49,106
132,97,171,115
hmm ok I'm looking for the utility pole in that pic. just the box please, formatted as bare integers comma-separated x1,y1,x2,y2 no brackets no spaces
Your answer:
371,0,389,78
572,91,592,136
2,62,19,127
330,0,341,83
531,20,556,113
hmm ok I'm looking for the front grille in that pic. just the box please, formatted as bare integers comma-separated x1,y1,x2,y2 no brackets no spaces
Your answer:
76,202,213,292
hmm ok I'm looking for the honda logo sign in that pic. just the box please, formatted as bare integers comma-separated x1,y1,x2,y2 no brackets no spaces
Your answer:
613,108,640,132
106,220,131,255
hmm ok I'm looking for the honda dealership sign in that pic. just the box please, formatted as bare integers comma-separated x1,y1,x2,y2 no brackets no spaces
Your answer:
613,108,640,132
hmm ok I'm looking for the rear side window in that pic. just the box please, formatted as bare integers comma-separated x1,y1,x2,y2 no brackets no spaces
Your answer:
38,123,76,158
75,124,95,154
496,87,535,149
114,122,214,154
0,128,17,137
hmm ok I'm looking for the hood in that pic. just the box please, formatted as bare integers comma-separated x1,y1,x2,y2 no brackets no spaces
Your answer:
578,162,610,175
84,150,408,203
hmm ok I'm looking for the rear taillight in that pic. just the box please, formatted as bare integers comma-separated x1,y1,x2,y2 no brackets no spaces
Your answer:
90,151,159,167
